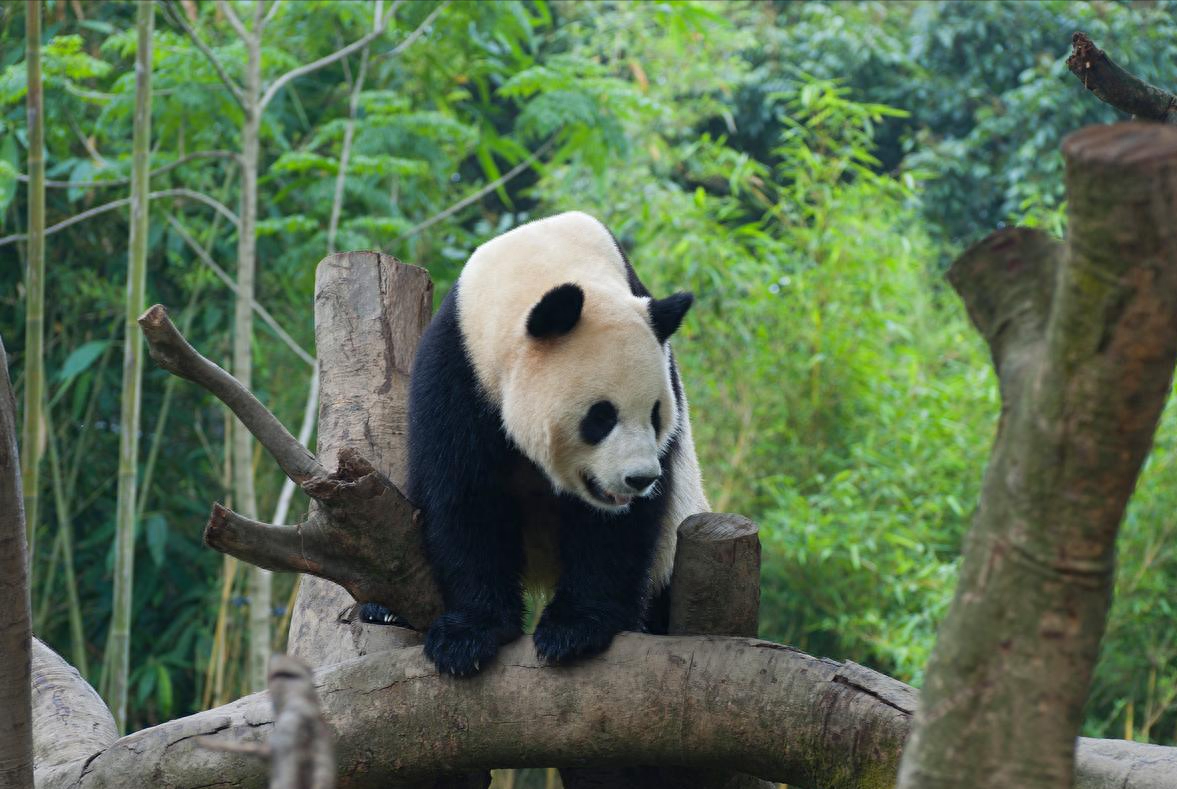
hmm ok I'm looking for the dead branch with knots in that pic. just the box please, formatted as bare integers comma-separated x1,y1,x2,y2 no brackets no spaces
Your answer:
1067,32,1177,124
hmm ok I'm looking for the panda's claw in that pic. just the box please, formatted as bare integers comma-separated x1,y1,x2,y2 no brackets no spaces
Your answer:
424,611,503,678
533,603,619,665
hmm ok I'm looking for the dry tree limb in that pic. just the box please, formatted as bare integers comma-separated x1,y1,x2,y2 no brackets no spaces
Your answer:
1067,32,1177,124
138,254,441,644
139,304,323,484
0,335,34,789
898,123,1177,789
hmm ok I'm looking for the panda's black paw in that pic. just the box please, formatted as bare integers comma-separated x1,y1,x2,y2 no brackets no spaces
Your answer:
424,611,505,677
533,601,619,665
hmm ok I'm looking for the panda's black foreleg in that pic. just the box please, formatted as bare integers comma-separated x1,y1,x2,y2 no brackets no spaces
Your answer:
421,490,526,677
533,499,660,664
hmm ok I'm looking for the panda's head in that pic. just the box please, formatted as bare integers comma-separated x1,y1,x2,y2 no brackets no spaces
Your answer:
502,280,693,513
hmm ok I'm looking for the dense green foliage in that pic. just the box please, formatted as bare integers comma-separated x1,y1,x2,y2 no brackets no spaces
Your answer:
2,0,1176,742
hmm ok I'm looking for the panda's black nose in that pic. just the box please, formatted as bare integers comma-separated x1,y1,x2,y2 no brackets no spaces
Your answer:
625,475,658,492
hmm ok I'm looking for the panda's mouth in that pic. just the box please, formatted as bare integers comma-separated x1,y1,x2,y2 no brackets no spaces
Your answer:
582,472,633,508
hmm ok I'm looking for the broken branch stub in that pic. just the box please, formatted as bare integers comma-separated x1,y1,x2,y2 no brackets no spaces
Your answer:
1067,32,1177,124
137,253,441,661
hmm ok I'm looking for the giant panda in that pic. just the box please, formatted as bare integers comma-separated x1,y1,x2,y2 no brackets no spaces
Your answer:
365,211,709,677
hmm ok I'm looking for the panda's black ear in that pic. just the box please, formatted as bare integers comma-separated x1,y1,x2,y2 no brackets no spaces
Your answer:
649,291,694,343
527,283,584,339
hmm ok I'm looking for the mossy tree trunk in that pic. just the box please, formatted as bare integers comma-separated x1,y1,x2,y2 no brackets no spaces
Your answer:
898,122,1177,788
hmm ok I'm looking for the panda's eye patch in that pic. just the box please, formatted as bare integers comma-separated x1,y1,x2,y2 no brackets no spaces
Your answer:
651,400,662,434
580,400,618,445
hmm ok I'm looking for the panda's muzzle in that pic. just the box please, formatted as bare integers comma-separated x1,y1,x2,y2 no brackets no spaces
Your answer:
582,472,633,508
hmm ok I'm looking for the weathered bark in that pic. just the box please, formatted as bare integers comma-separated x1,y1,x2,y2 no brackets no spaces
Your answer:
1,334,34,789
1075,738,1177,789
898,122,1177,788
21,0,45,565
34,634,912,789
1067,33,1177,124
30,639,116,789
669,513,761,638
104,0,153,733
287,252,439,664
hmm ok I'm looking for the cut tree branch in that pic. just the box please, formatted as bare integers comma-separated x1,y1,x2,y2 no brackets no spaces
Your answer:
138,304,324,484
258,1,447,111
159,0,246,110
1067,32,1177,124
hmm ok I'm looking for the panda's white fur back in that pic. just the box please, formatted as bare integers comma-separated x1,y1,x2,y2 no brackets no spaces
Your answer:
455,211,709,588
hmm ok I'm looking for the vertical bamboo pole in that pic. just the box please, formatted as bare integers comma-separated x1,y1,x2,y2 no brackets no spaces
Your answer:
21,0,45,566
238,0,269,694
104,0,153,733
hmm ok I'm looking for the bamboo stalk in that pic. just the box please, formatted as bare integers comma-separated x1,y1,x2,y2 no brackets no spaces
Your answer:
44,406,88,678
21,0,46,568
103,0,153,733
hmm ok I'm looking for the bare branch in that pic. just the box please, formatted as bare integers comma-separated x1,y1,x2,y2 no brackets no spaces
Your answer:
215,0,251,44
258,1,448,112
165,215,316,366
15,150,238,188
261,0,283,30
1067,32,1177,124
392,136,555,244
203,446,433,620
137,304,325,484
159,0,246,109
0,187,238,248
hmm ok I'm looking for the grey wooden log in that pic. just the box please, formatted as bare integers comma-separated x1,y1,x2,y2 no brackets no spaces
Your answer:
898,122,1177,789
27,630,1177,789
29,639,117,788
0,334,34,789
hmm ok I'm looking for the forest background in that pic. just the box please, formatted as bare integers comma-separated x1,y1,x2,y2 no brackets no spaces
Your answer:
2,0,1177,746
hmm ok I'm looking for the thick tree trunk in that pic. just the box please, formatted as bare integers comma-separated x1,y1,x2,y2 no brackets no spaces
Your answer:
898,122,1177,788
286,252,438,667
1,335,34,789
103,0,153,733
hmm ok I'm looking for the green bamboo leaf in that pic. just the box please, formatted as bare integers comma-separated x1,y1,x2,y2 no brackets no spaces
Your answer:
57,340,110,383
